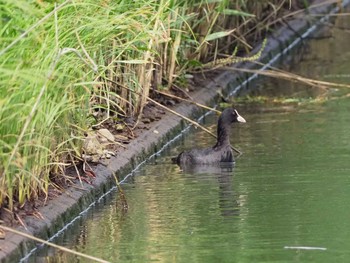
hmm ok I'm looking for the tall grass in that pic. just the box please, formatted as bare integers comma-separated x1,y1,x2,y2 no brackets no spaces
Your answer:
0,0,296,211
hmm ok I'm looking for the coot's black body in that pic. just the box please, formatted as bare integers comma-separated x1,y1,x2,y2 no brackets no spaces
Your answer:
173,108,246,166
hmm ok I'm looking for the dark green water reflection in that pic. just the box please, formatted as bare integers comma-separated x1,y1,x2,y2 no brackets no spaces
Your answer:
31,96,350,263
28,15,350,263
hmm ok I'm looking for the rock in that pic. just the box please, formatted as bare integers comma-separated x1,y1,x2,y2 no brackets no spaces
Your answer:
103,150,115,159
116,123,125,131
83,134,104,156
97,128,115,142
82,134,105,162
82,133,118,162
115,134,129,142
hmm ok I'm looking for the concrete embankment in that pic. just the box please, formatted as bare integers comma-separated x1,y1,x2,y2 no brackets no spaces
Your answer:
0,1,343,262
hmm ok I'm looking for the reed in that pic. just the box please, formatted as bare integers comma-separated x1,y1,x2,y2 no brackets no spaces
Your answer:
1,0,301,210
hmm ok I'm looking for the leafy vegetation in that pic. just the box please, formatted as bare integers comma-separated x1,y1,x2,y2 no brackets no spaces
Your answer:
0,0,299,211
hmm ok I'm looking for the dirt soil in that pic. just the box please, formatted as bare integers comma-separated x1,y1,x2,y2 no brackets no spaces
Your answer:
0,2,338,258
0,72,219,231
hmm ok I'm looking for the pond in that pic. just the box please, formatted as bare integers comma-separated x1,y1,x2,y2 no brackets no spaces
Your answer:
26,12,350,263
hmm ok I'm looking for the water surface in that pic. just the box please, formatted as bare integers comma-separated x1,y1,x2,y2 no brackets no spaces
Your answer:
27,13,350,263
30,96,350,263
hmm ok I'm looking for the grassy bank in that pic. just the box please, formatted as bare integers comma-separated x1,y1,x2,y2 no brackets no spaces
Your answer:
0,0,302,211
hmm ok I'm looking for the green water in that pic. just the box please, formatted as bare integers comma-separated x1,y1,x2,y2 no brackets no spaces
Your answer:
30,97,350,263
28,15,350,263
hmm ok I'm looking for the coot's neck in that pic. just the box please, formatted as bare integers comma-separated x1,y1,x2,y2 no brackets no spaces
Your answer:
214,118,231,148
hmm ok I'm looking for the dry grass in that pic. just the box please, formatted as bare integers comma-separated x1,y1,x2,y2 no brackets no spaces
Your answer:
1,0,327,210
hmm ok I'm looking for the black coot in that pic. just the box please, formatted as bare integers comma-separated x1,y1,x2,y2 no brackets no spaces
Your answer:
173,108,246,166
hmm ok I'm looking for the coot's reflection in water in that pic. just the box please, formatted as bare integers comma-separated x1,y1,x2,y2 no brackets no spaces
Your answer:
180,162,239,218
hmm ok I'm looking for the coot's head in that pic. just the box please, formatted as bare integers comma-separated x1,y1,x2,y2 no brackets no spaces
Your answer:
220,108,246,124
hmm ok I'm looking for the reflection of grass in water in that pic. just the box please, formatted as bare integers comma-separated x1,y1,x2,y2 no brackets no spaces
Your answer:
225,61,350,108
231,95,328,105
223,97,314,115
234,89,350,106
